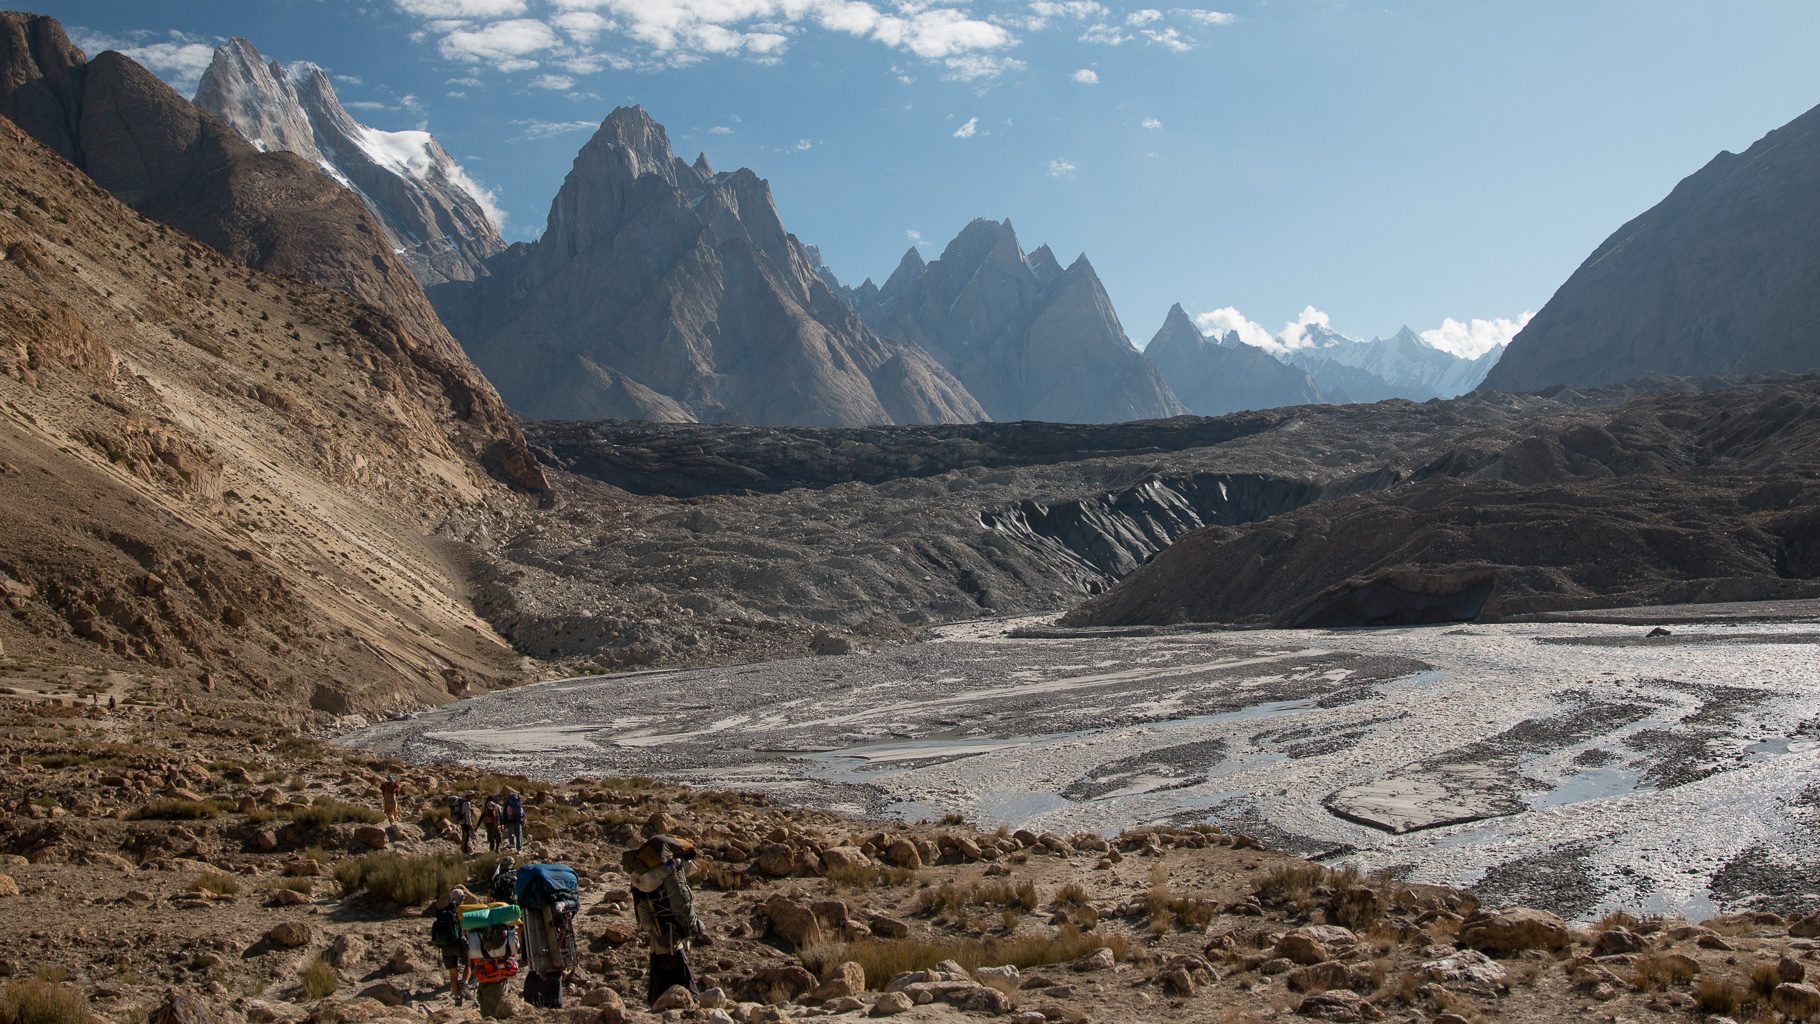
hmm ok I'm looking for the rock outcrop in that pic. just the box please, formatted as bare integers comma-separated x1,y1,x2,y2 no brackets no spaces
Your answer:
428,106,985,426
0,113,529,712
853,218,1184,423
1064,376,1820,627
193,38,505,288
0,12,542,490
1482,100,1820,392
1145,303,1326,415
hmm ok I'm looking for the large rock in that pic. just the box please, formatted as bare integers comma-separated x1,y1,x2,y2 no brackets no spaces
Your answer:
1458,908,1570,953
1481,100,1820,393
761,896,823,950
882,839,921,870
1295,989,1383,1022
855,218,1183,424
267,921,312,948
428,106,986,428
806,962,867,1002
736,966,818,1004
817,846,871,872
753,844,797,877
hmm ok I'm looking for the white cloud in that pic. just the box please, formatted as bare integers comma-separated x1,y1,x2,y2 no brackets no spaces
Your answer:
439,18,560,65
942,53,1023,80
709,125,734,133
794,138,812,150
345,100,393,110
396,0,527,15
1078,22,1131,44
1126,8,1162,25
531,73,576,89
1193,306,1333,354
907,228,927,246
511,117,600,139
1140,116,1161,128
1170,7,1234,24
953,117,980,138
1419,313,1534,358
1142,26,1193,49
552,11,615,41
1047,158,1076,178
70,29,219,92
1025,0,1106,24
1070,68,1098,83
447,76,483,86
447,90,468,97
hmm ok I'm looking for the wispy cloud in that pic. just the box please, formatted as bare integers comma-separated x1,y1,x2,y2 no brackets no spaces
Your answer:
1170,8,1234,24
511,117,600,140
953,116,980,138
438,18,561,69
397,0,527,15
1126,8,1162,25
69,28,219,92
1070,68,1098,83
794,138,812,150
530,73,575,89
1078,22,1131,44
1140,116,1161,129
942,54,1024,80
1047,158,1076,178
709,125,734,133
1142,26,1193,50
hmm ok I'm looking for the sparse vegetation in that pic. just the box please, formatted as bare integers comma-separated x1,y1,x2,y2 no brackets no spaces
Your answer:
1695,977,1745,1016
126,798,223,819
332,852,467,905
290,796,382,829
822,861,916,891
918,879,1039,918
0,975,86,1024
188,871,241,896
300,958,338,1001
802,925,1126,989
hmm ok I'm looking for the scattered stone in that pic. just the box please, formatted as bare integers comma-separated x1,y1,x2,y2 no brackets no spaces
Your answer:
1295,989,1383,1022
358,984,405,1007
1287,962,1348,993
1419,949,1507,988
1594,927,1644,954
352,826,388,850
268,921,312,948
1459,908,1570,953
763,896,824,949
0,875,17,898
883,839,921,870
651,986,695,1012
807,962,867,1002
329,934,366,968
1069,948,1114,973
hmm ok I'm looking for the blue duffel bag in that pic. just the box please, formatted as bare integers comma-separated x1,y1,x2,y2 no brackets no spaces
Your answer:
515,862,579,912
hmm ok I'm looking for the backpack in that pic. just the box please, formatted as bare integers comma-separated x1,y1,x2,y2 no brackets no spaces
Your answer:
503,793,524,823
480,802,500,826
430,905,463,948
514,863,579,913
489,866,518,905
455,797,474,826
478,923,518,960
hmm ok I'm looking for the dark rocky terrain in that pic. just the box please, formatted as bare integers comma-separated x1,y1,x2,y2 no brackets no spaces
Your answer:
1145,304,1327,416
1066,375,1820,628
193,38,506,288
853,219,1183,424
428,107,984,427
1482,99,1820,392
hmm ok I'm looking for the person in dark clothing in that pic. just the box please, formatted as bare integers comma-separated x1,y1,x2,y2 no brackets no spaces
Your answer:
481,795,503,853
623,835,708,1005
450,793,477,855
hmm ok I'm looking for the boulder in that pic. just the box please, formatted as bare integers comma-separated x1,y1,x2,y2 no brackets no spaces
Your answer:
807,962,867,1002
762,896,823,950
1069,948,1115,972
1593,928,1643,955
1274,935,1331,966
817,846,870,872
1791,912,1820,938
1159,968,1197,997
883,839,921,870
328,934,366,969
0,875,16,898
352,826,388,851
651,986,695,1012
596,923,636,946
1418,949,1507,987
870,992,913,1017
737,966,818,1004
1781,956,1807,984
1295,989,1384,1022
869,914,910,939
148,991,215,1024
1774,982,1820,1017
1459,908,1570,953
267,922,311,947
356,984,404,1007
753,844,797,877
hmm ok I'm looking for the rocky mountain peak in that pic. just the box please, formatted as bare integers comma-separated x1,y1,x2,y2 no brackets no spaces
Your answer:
1026,243,1063,285
1148,303,1204,356
191,37,504,287
0,11,87,164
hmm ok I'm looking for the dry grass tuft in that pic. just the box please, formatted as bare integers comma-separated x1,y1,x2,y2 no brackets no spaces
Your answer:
1694,977,1745,1017
692,861,753,891
823,861,916,892
333,852,467,906
127,798,222,820
804,925,1125,989
290,797,382,830
0,977,87,1024
188,871,240,896
301,958,338,1001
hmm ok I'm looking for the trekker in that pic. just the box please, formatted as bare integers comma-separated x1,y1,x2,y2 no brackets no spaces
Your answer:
380,775,400,824
466,903,521,1018
452,792,477,855
429,885,473,1004
502,791,525,852
516,861,580,1008
481,795,503,853
623,835,708,1005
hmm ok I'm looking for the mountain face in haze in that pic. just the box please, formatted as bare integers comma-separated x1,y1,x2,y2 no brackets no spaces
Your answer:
853,218,1184,423
1281,325,1497,403
1145,304,1327,415
0,11,544,490
429,107,985,426
1482,100,1820,393
192,38,505,288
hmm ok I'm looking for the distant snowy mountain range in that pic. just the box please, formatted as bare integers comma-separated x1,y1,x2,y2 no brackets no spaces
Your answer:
181,36,1514,423
192,39,504,288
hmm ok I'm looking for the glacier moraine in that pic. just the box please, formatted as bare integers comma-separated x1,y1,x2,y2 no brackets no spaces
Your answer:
343,611,1820,921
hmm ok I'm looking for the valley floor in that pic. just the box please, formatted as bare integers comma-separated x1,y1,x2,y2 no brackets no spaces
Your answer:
346,610,1820,923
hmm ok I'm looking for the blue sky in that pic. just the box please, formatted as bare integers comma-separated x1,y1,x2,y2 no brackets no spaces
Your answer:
44,0,1820,355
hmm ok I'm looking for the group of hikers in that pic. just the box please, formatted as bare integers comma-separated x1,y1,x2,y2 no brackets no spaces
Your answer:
425,834,707,1017
435,789,527,855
